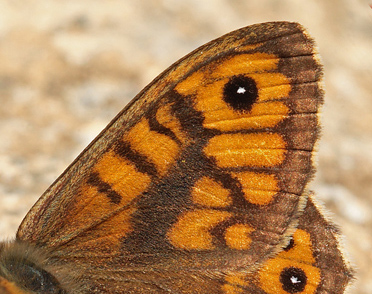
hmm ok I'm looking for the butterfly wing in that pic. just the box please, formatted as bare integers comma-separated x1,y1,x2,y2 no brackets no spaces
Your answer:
223,193,354,294
13,22,323,292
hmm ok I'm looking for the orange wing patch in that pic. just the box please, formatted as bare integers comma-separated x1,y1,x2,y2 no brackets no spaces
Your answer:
225,224,254,250
124,117,181,176
94,150,151,202
204,133,286,168
192,177,232,208
167,209,232,250
231,172,279,205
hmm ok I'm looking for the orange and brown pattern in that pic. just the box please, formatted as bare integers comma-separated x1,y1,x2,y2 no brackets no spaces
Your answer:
223,194,353,294
0,22,352,294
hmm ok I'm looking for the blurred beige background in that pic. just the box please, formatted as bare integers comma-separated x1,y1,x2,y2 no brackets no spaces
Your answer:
0,1,371,293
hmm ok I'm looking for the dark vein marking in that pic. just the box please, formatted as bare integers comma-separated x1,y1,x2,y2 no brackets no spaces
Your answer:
87,172,122,204
146,108,182,146
114,140,158,178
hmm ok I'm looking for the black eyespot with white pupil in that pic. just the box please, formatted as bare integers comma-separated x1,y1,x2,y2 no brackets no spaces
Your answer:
223,75,258,112
279,267,307,293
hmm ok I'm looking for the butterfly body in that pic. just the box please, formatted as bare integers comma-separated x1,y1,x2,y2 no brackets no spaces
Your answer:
0,22,352,293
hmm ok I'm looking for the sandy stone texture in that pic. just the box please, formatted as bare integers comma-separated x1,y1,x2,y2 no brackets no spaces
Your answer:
0,1,371,293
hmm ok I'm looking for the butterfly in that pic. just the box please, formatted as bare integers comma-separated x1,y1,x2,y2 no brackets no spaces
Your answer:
0,21,353,294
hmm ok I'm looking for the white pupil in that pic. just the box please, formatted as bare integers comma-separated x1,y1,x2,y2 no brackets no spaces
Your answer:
290,276,301,284
237,87,246,94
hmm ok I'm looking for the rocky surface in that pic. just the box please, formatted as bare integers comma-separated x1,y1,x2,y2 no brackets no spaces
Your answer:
0,1,371,293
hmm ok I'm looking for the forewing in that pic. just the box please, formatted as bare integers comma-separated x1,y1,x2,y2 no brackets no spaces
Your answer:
16,22,323,292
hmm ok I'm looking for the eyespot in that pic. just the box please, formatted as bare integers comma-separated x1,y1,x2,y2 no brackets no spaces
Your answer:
223,75,258,112
279,266,307,293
